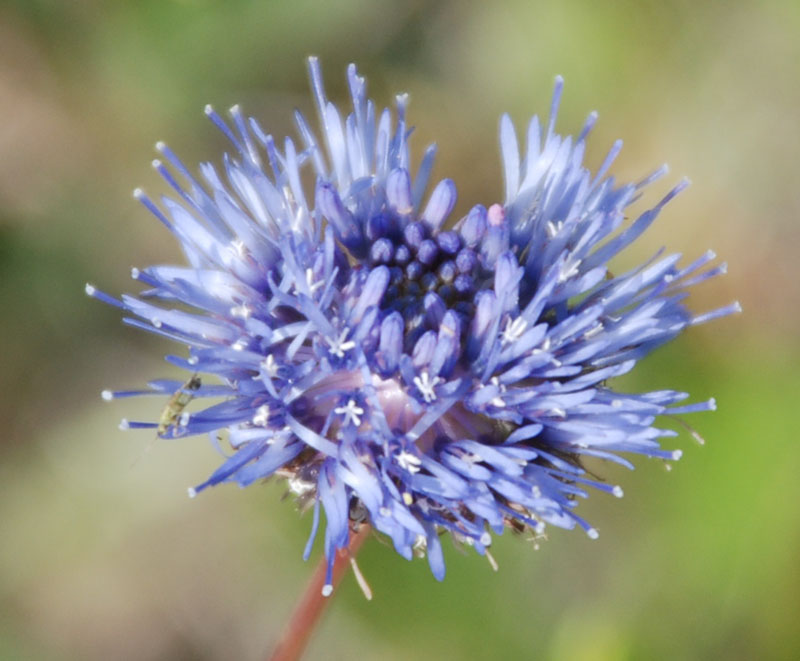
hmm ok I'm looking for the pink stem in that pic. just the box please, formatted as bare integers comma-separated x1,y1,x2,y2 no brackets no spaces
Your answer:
269,524,371,661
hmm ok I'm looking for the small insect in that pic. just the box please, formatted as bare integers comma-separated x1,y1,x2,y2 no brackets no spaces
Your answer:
157,374,201,437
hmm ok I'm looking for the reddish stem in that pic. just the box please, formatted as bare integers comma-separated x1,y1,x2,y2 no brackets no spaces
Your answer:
269,524,371,661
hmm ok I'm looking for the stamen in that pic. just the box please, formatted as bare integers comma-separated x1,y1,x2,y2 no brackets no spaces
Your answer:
325,329,356,358
334,399,365,427
261,355,279,378
349,555,373,601
396,450,422,474
501,316,528,344
413,371,441,402
486,550,499,572
253,405,270,426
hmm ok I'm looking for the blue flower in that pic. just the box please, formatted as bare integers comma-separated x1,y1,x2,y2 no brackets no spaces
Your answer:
88,59,739,592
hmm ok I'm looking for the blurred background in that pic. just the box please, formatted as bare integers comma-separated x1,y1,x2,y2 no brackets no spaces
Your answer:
1,1,797,659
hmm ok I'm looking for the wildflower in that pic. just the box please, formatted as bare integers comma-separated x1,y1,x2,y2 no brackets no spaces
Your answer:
88,58,739,593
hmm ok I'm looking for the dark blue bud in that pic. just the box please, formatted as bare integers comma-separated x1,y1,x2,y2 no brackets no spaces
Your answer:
456,248,478,274
421,272,438,291
389,266,404,285
370,237,394,264
436,230,460,255
454,273,474,294
417,239,439,265
394,244,411,265
437,260,456,283
406,260,423,281
404,222,426,250
438,284,454,300
384,285,399,304
453,300,474,317
459,205,487,247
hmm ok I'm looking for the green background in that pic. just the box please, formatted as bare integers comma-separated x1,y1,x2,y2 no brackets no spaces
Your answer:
1,1,797,659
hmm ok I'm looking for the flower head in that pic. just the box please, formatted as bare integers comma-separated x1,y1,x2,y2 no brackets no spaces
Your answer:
89,59,739,592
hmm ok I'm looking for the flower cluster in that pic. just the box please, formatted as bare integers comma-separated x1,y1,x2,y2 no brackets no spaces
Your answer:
89,58,738,593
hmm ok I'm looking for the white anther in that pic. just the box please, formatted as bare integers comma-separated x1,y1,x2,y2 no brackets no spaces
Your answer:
549,407,567,418
587,527,599,540
131,267,140,279
321,584,333,597
545,220,564,238
584,323,604,339
396,450,422,474
288,476,315,496
558,257,582,283
488,376,507,408
101,390,113,401
413,371,441,403
187,487,197,499
612,486,624,498
325,329,356,358
501,316,528,344
305,268,323,294
230,304,251,318
84,283,96,296
118,418,130,431
334,399,365,427
232,339,247,351
252,404,270,426
261,354,278,378
229,239,247,258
